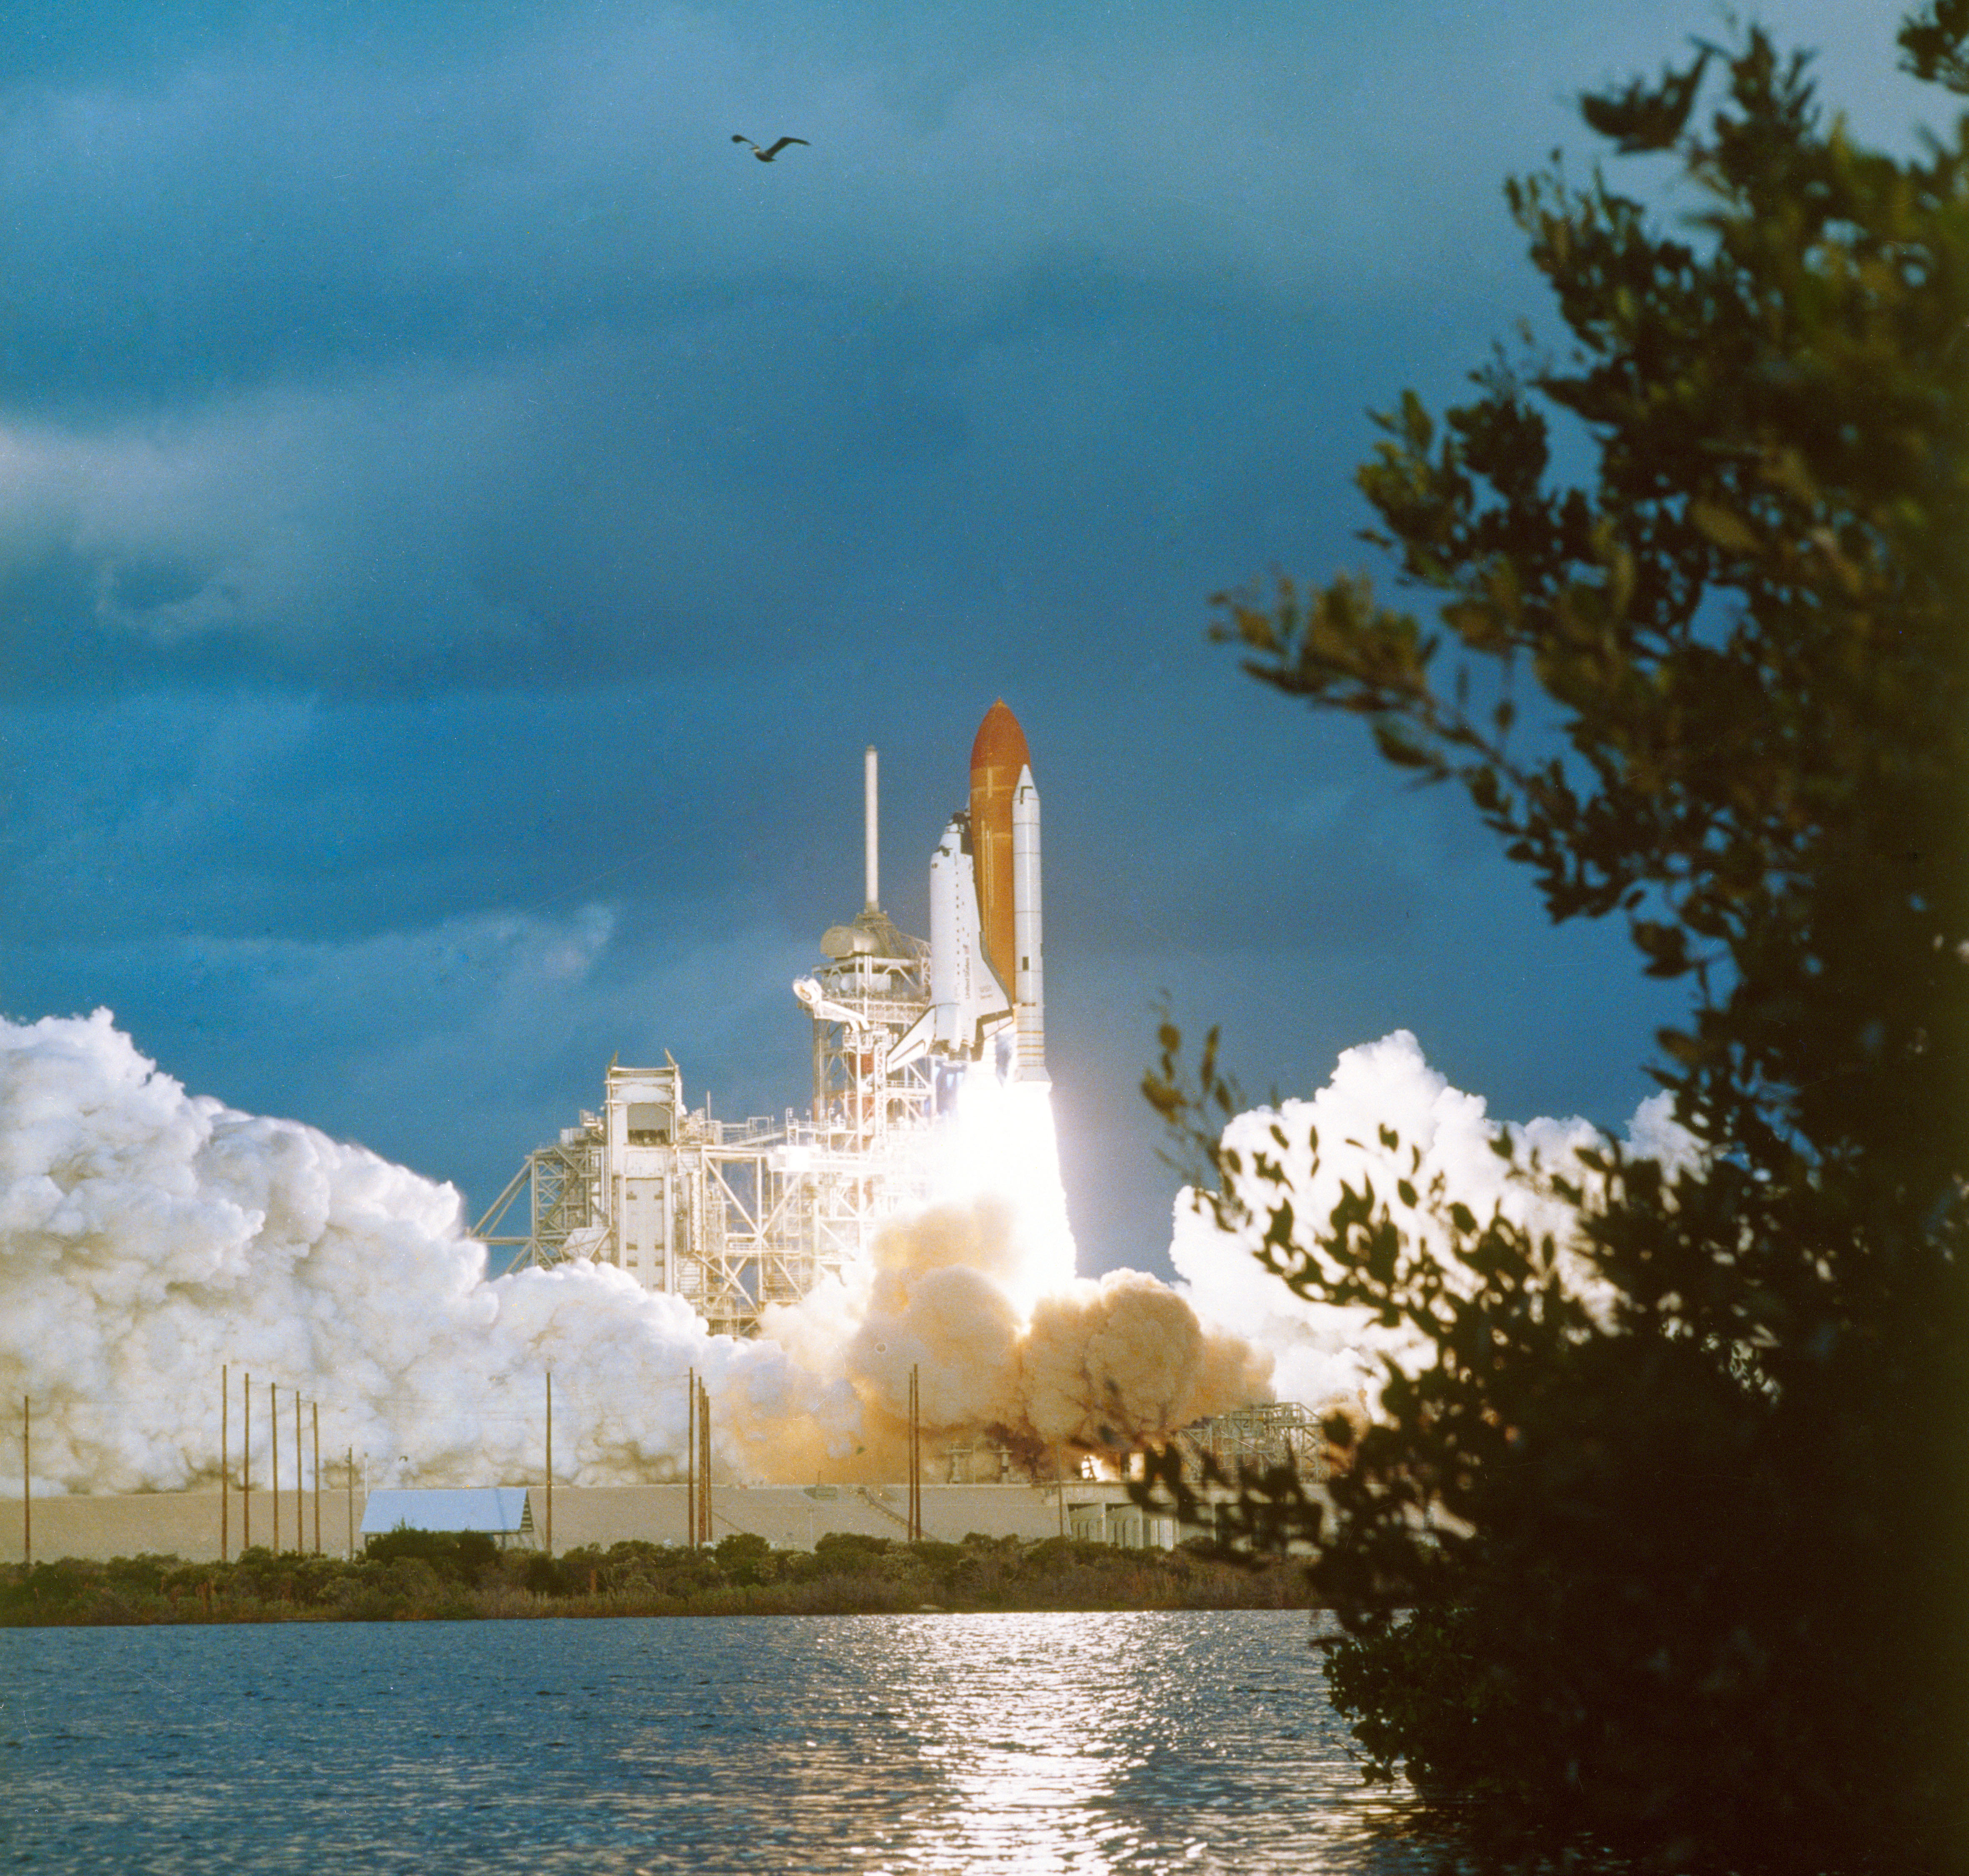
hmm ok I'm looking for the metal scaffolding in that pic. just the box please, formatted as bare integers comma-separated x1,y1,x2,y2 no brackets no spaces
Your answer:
474,911,939,1337
1168,1402,1330,1480
806,905,936,1152
474,1124,604,1269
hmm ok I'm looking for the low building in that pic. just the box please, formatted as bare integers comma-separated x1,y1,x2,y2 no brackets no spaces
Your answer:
359,1487,538,1549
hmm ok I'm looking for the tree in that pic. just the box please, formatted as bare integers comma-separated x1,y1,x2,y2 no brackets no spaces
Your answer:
1143,18,1967,1873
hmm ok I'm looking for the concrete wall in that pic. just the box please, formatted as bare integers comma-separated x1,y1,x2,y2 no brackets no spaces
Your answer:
0,1488,362,1567
1,1480,1168,1565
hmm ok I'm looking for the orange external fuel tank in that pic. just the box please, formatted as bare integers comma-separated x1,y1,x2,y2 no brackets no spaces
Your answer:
967,699,1030,996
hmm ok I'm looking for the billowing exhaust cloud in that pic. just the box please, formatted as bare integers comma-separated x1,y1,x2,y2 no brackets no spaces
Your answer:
765,1194,1271,1476
0,1010,1268,1495
1171,1029,1698,1414
0,1009,846,1494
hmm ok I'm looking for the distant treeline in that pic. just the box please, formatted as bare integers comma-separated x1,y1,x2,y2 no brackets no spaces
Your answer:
0,1529,1314,1625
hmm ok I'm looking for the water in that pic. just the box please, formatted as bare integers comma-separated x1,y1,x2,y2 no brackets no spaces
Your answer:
0,1610,1442,1873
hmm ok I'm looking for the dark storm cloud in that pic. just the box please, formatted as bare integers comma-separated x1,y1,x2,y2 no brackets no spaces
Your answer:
0,286,1412,712
0,0,1927,1271
0,0,1643,673
0,675,876,951
0,0,1549,404
1,0,1913,700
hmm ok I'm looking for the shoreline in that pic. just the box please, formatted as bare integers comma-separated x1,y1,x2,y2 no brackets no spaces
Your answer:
2,1529,1316,1628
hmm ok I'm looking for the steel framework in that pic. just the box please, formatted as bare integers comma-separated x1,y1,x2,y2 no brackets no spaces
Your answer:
474,1080,933,1338
807,906,935,1152
474,1122,604,1269
474,897,941,1337
1169,1402,1329,1480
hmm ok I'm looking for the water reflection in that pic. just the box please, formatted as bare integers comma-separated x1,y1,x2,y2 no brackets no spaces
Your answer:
818,1612,1433,1874
5,1610,1438,1873
887,1613,1160,1870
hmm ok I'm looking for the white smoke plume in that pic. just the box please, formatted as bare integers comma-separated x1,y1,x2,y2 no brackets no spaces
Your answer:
0,1011,1268,1496
763,1193,1271,1472
761,1072,1271,1471
1171,1029,1699,1415
711,1067,1269,1473
0,1009,860,1495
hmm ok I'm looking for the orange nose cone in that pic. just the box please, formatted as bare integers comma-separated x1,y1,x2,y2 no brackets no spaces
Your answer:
968,701,1030,994
969,698,1031,780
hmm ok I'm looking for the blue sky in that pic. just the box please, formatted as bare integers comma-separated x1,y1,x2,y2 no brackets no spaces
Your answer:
0,1,1931,1275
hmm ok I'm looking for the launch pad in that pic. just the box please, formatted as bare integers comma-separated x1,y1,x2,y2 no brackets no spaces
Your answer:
473,704,1049,1336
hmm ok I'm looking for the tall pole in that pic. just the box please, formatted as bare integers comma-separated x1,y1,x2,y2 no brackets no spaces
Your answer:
271,1382,280,1555
544,1371,553,1559
686,1369,696,1550
294,1392,303,1553
220,1365,229,1565
908,1364,921,1543
864,744,880,908
345,1445,355,1561
21,1397,29,1570
1056,1443,1065,1539
312,1402,321,1556
703,1379,714,1545
242,1372,251,1551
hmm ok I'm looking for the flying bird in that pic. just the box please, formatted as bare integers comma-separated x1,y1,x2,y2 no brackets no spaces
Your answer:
732,134,809,162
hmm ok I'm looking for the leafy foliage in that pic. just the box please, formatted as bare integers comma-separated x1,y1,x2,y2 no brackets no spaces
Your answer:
1146,20,1967,1875
0,1530,1312,1625
363,1527,501,1583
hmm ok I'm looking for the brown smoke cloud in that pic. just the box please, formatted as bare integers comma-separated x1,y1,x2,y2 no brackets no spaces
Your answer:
760,1193,1273,1478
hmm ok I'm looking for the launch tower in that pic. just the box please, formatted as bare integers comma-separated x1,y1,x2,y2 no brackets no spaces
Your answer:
475,704,1045,1335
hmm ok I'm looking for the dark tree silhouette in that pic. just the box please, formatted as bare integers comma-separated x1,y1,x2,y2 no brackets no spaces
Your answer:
1143,17,1968,1873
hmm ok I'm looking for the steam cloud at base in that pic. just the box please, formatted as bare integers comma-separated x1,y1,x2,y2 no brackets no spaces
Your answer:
0,1010,834,1494
1171,1029,1699,1415
0,1011,1271,1496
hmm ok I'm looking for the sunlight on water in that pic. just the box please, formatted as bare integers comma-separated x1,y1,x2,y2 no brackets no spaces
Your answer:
890,1616,1157,1868
0,1611,1440,1874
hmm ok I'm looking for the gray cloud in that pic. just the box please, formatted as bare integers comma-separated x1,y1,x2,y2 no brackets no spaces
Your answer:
0,0,1924,1274
16,0,1911,413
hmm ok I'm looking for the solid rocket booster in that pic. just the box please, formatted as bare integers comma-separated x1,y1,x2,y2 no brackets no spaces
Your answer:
1012,765,1045,1081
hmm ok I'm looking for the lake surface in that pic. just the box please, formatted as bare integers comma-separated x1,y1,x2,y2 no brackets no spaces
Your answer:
1,1609,1444,1873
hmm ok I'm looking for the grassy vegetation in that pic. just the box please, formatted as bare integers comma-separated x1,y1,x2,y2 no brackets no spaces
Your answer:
0,1529,1314,1626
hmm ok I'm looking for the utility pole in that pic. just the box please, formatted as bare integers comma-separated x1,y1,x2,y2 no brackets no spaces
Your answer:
908,1364,922,1543
21,1397,30,1570
242,1373,251,1551
698,1378,712,1546
271,1382,280,1555
686,1368,696,1550
312,1402,321,1556
221,1365,229,1564
544,1371,554,1559
345,1446,355,1561
293,1393,302,1555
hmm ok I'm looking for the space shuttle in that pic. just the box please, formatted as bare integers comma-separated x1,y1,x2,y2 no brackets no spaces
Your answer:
890,699,1047,1084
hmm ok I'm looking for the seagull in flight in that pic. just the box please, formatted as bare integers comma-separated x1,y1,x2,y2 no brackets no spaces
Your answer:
732,134,809,163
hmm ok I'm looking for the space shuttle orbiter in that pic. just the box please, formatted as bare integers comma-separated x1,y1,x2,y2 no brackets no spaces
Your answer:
890,699,1047,1083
